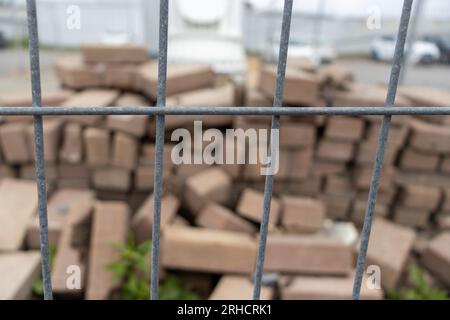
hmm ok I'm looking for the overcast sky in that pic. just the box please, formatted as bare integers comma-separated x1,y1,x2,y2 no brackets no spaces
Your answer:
246,0,450,19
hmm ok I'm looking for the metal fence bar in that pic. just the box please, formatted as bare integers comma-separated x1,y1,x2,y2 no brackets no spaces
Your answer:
1,106,450,116
150,0,169,301
352,0,413,300
253,0,293,300
26,0,53,300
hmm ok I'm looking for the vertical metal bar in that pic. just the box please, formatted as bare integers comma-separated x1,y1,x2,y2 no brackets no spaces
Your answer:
253,0,293,300
150,0,169,300
26,0,53,300
352,0,413,300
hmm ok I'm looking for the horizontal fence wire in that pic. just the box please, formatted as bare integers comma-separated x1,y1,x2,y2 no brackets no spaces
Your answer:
352,0,413,300
26,0,53,300
253,0,293,300
150,0,169,301
0,106,450,116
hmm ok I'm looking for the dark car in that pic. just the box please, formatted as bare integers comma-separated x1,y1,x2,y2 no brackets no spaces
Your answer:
0,31,6,49
423,34,450,64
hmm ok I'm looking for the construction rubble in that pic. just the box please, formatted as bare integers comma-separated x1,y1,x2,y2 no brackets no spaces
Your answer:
0,44,450,300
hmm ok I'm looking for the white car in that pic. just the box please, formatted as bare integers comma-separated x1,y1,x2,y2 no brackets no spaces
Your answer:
371,35,440,64
268,38,337,65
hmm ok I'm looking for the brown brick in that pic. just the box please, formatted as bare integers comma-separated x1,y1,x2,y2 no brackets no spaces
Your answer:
287,177,322,197
317,140,355,163
60,123,83,164
107,93,149,137
237,189,281,225
55,55,102,89
0,122,32,164
443,189,450,212
26,119,64,164
210,276,274,300
20,165,58,185
57,178,90,190
361,218,415,289
134,165,171,191
265,234,353,275
421,232,450,286
398,86,450,124
311,160,346,177
244,89,272,122
357,141,399,166
441,157,450,174
185,168,232,214
161,226,257,274
399,184,441,211
163,84,235,130
81,44,148,64
196,203,257,234
92,168,131,192
84,128,110,167
112,133,138,170
0,252,41,299
350,200,388,226
280,123,316,148
58,164,90,180
0,165,16,179
281,196,325,233
131,193,180,244
330,83,411,107
0,89,72,108
26,189,95,249
324,175,355,197
400,148,440,172
319,194,353,220
436,213,450,231
395,170,450,190
324,117,365,142
51,199,93,295
393,206,432,228
365,122,409,147
356,190,396,207
137,61,215,98
0,179,37,251
290,148,314,179
353,165,394,191
259,66,325,106
410,119,450,154
139,143,174,167
281,273,383,300
62,89,120,125
102,64,139,90
318,64,354,88
86,201,129,300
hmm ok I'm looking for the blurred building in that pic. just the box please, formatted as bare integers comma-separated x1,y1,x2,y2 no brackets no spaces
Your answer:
1,0,450,57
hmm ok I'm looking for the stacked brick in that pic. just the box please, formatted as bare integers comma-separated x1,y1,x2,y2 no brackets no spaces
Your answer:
1,45,450,300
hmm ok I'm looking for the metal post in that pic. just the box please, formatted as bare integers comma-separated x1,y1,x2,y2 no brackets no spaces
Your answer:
253,0,293,300
352,0,414,300
26,0,53,300
150,0,169,301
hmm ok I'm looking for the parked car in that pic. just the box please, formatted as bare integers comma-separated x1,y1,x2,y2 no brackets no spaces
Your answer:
370,35,440,65
423,34,450,64
267,37,337,65
0,31,6,49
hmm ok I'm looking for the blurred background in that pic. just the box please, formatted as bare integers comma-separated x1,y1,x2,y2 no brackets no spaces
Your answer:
0,0,450,301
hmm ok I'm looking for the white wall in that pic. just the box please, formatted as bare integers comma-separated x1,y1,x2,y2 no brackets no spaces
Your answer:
36,0,147,47
247,0,450,20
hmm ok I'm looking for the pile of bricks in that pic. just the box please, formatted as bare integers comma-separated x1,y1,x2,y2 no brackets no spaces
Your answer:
0,45,449,300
